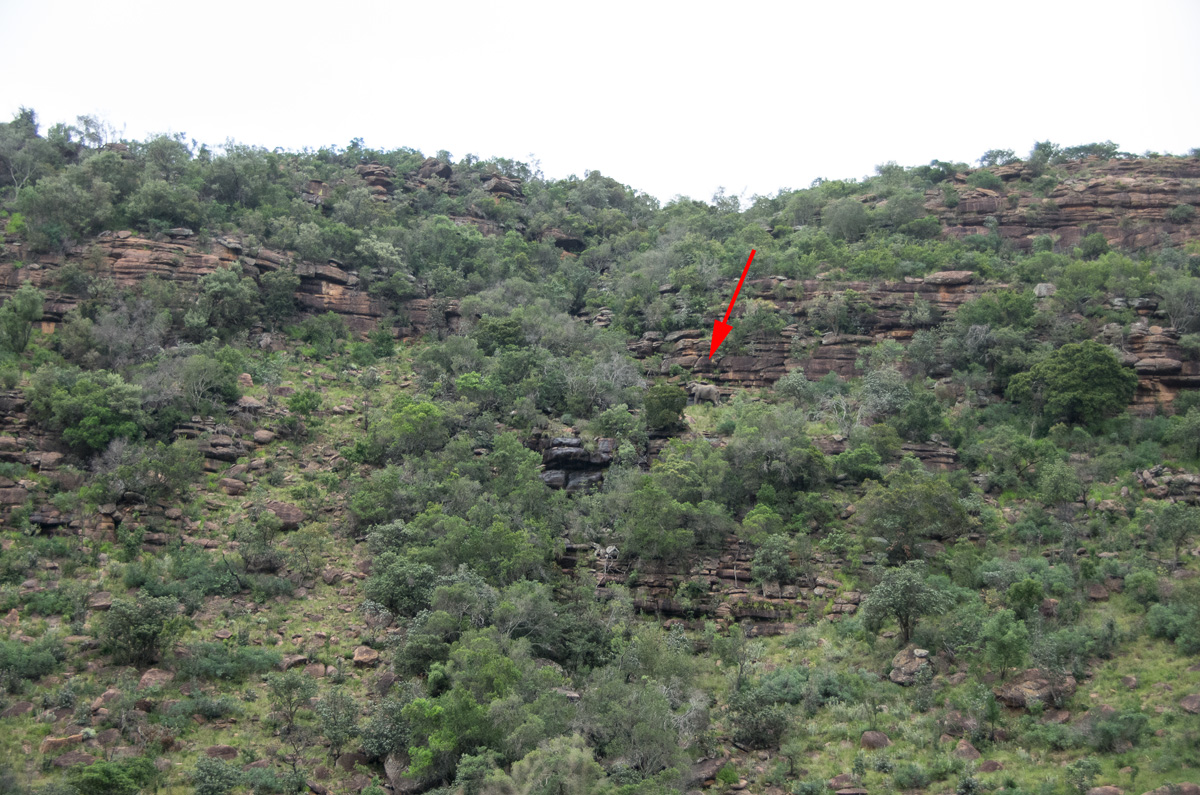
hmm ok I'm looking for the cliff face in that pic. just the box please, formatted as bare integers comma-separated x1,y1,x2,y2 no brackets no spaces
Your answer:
931,157,1200,251
0,231,459,338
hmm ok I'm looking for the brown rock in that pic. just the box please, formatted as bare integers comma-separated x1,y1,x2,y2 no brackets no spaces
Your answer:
995,669,1077,709
264,500,305,530
1,701,33,718
40,734,84,754
828,774,855,788
1086,583,1110,601
888,646,930,686
138,669,174,690
955,738,981,760
979,761,1004,773
1139,785,1199,795
218,478,246,496
280,654,308,671
51,750,96,768
337,751,370,772
303,663,326,678
860,730,891,749
1181,694,1200,714
87,591,113,611
924,270,976,285
206,745,238,761
253,429,276,444
353,646,380,667
1087,787,1123,795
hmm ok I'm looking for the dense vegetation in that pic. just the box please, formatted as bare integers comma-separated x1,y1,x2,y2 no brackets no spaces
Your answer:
1,109,1199,795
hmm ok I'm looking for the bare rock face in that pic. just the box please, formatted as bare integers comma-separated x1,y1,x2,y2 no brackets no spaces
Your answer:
994,668,1077,709
888,647,930,686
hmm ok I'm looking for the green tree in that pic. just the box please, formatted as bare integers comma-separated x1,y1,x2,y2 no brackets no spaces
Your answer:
184,264,261,339
1006,341,1137,428
267,670,319,731
0,281,44,353
1153,502,1200,567
644,384,687,432
27,365,145,453
316,687,361,760
860,561,951,645
481,734,606,795
981,608,1029,681
752,534,795,596
857,464,975,562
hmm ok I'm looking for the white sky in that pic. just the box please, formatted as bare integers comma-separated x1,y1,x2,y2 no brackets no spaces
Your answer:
4,0,1199,204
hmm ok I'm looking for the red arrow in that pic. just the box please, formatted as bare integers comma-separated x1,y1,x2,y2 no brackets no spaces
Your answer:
709,249,756,358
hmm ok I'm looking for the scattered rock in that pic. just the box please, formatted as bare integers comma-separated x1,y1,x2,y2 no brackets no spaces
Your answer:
1087,787,1124,795
979,760,1004,773
995,669,1077,709
87,591,113,611
1,701,33,718
336,751,370,772
352,646,380,667
253,429,276,444
1122,675,1138,690
1181,694,1200,714
304,663,326,678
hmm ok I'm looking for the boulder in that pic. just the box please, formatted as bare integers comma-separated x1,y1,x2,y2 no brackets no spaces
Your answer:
264,501,305,530
979,761,1004,772
206,745,238,761
1181,694,1200,714
353,646,380,667
888,646,930,686
1,701,33,718
860,730,891,749
1087,787,1123,795
995,668,1077,709
253,429,276,444
280,654,308,671
87,591,113,611
304,663,327,678
955,739,981,760
924,270,976,285
1140,786,1199,795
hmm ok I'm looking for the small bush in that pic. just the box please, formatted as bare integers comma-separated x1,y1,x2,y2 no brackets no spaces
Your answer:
967,171,1003,191
893,762,930,789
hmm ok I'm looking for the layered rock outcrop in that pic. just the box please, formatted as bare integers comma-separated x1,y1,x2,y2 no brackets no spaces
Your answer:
931,157,1200,252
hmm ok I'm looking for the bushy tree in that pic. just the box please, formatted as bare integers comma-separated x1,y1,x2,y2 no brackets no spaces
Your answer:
1007,341,1137,428
27,364,145,453
644,384,687,431
981,608,1028,681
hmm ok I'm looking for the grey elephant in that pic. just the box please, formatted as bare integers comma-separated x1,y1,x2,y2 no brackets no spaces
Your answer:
687,382,720,405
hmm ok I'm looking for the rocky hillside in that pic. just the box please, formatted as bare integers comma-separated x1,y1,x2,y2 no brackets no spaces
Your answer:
1,123,1199,795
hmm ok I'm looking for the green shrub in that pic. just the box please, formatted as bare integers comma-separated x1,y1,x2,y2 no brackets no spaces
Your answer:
893,762,930,789
967,171,1003,191
175,643,282,681
0,636,64,692
99,594,183,665
1167,203,1196,224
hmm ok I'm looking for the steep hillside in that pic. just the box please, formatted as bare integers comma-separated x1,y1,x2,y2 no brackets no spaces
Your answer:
1,119,1199,795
